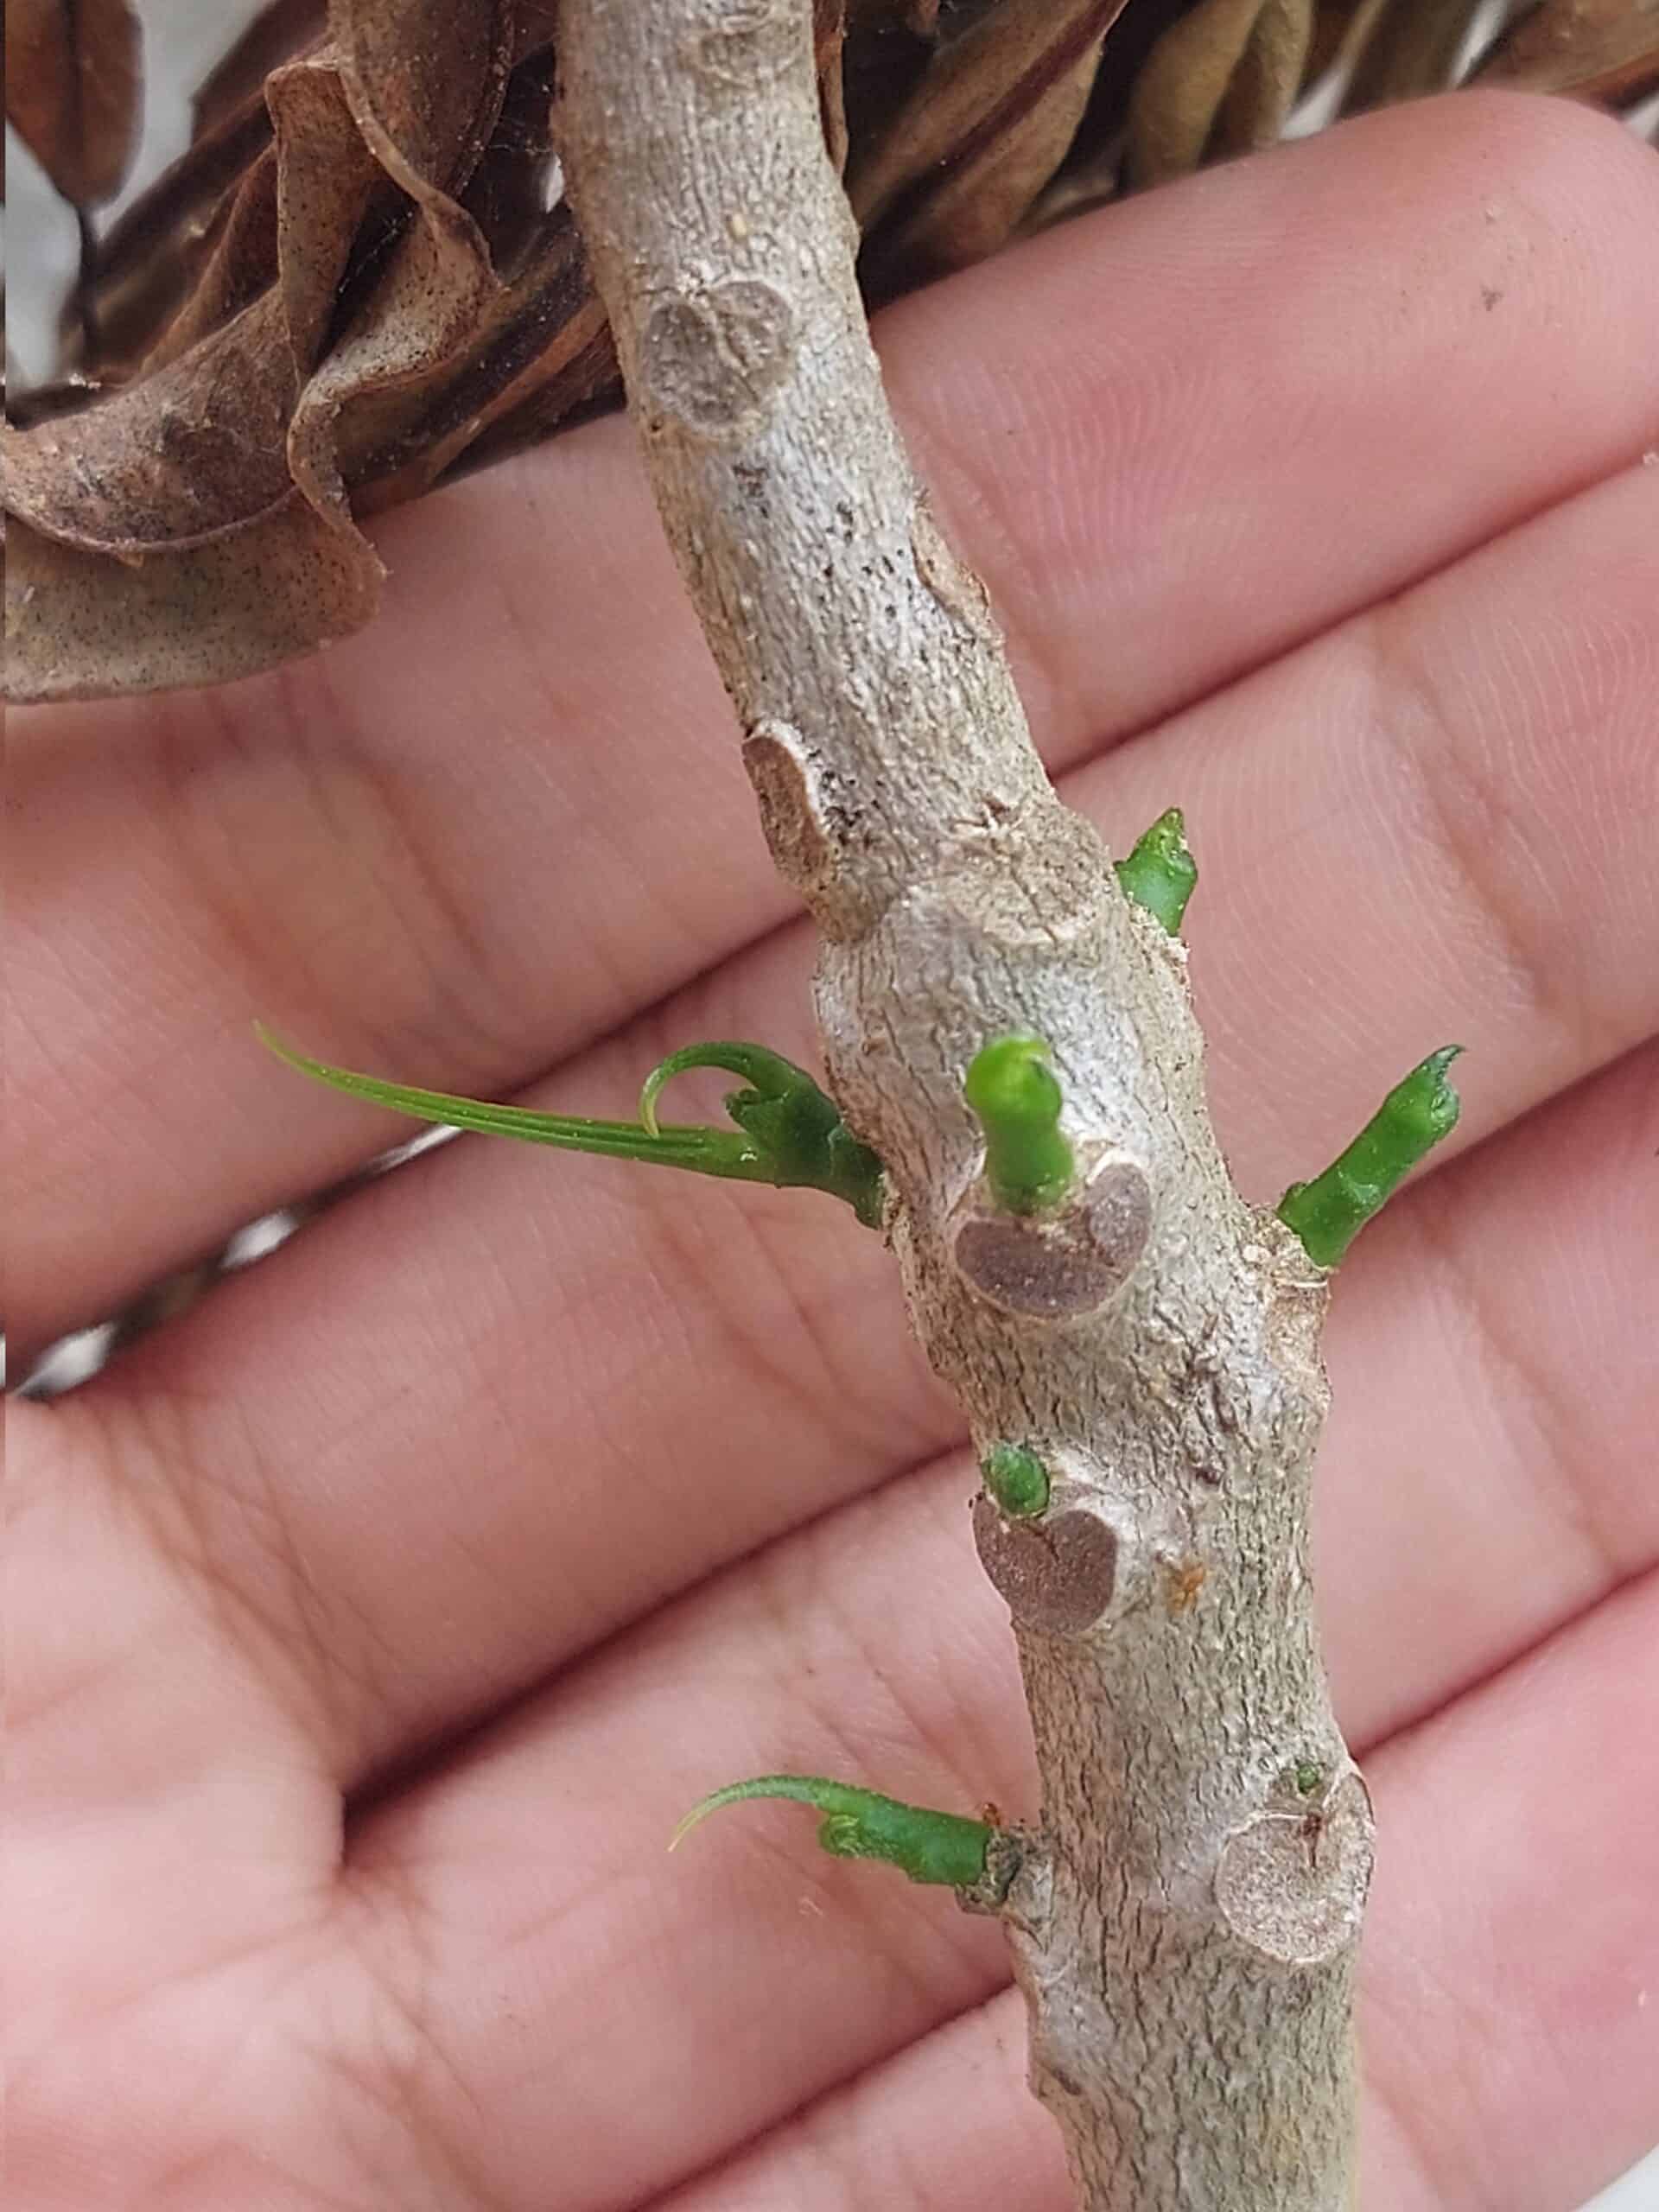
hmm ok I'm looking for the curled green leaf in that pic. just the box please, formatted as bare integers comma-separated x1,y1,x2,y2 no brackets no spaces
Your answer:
1276,1046,1464,1267
982,1441,1051,1517
671,1775,993,1888
257,1026,885,1224
639,1040,885,1226
1114,807,1196,935
963,1034,1075,1215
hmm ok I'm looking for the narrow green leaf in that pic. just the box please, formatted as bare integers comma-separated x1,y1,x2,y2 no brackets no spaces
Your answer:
1114,807,1197,935
256,1025,766,1178
671,1775,993,1887
963,1034,1075,1215
1277,1046,1464,1267
257,1026,885,1222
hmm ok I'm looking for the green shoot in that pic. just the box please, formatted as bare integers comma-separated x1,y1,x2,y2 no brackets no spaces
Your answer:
963,1035,1074,1215
671,1775,993,1887
1277,1047,1464,1267
1114,808,1197,936
257,1027,884,1225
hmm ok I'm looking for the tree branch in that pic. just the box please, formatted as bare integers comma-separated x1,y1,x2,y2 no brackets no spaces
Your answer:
556,4,1368,2204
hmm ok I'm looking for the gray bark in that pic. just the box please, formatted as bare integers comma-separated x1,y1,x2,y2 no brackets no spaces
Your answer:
556,4,1369,2204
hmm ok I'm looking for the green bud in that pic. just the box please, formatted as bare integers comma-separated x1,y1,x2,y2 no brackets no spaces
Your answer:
982,1442,1050,1517
1114,808,1197,936
257,1026,884,1226
1277,1046,1464,1268
963,1035,1075,1216
671,1775,993,1888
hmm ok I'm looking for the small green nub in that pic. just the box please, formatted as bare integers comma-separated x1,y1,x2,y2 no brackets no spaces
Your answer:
982,1443,1050,1517
671,1775,993,1888
1294,1760,1325,1798
1114,808,1197,936
1277,1046,1464,1268
963,1034,1075,1215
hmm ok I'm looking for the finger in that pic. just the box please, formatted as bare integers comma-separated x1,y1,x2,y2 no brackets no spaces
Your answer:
7,1396,338,2049
334,1342,1659,2212
60,448,1659,1791
14,92,1659,1358
647,1574,1659,2212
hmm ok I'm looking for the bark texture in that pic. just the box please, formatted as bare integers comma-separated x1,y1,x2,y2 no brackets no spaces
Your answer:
556,4,1370,2205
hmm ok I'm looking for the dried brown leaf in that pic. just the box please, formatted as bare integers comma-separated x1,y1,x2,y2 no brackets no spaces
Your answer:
357,212,615,505
1,294,299,554
135,145,281,372
1216,0,1315,155
3,5,523,695
1471,0,1659,104
193,0,327,140
1020,0,1188,226
328,0,513,198
281,2,518,524
853,0,1131,281
73,86,279,373
6,0,142,207
1128,0,1294,186
461,43,561,275
1341,0,1490,111
417,318,617,491
4,503,382,702
267,60,384,375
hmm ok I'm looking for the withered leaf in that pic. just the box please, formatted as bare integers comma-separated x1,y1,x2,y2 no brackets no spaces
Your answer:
134,144,281,373
4,503,383,703
354,213,615,507
328,0,513,198
1341,0,1491,111
1128,0,1310,187
3,56,379,558
853,0,1132,281
267,60,385,377
1022,0,1187,227
1471,0,1659,105
73,85,279,373
1216,0,1315,156
193,0,328,141
6,0,142,207
3,3,521,696
2,294,299,554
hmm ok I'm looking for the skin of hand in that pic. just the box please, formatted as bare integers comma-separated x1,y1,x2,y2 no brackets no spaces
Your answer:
10,91,1659,2212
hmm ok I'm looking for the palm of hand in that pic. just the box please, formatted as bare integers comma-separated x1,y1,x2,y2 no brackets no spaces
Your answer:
12,95,1659,2212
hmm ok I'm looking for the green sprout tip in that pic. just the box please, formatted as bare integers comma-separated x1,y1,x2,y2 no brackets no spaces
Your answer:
671,1775,993,1888
963,1034,1075,1215
1277,1046,1464,1268
1114,808,1197,936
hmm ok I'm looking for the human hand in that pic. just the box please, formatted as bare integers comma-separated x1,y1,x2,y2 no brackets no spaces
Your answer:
12,92,1659,2211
